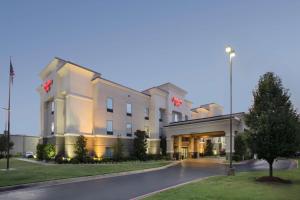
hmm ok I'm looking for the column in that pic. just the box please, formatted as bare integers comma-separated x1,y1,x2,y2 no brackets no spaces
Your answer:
194,137,199,158
189,137,194,158
166,136,174,159
178,135,182,159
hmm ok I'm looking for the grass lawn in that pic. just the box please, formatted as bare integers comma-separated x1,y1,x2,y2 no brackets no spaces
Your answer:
146,160,300,200
0,158,171,187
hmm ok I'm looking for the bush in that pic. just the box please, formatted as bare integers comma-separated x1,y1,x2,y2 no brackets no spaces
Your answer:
36,144,45,160
234,134,248,161
74,135,88,163
44,144,56,161
133,130,148,161
113,136,123,161
204,140,213,156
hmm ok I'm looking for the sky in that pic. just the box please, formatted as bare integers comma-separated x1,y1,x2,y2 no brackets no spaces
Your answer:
0,0,299,136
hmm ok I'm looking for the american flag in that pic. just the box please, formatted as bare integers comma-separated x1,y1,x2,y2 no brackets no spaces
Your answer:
10,58,15,84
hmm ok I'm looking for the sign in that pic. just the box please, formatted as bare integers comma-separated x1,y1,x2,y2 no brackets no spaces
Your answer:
43,80,53,93
172,96,183,107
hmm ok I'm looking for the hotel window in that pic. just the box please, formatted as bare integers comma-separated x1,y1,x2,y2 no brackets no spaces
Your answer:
144,126,150,138
159,109,163,122
172,111,182,122
185,115,188,121
106,98,113,112
126,103,132,116
144,107,149,120
106,120,113,135
126,123,132,137
51,122,54,135
51,101,55,115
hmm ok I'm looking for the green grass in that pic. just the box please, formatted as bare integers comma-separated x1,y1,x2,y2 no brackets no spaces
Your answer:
0,159,171,187
146,160,300,200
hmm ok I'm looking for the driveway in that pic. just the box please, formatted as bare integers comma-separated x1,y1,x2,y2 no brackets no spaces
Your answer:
0,159,296,200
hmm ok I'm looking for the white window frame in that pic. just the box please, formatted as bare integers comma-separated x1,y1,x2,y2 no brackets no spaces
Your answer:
106,120,113,134
106,97,113,111
126,103,132,114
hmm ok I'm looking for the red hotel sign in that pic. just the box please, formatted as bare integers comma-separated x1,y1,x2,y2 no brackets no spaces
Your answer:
43,80,53,93
172,96,183,107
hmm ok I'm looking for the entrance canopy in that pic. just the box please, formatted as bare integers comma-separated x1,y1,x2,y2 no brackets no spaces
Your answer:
164,113,245,157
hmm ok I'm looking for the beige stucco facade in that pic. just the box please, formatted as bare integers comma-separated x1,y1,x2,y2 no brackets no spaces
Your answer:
38,57,246,159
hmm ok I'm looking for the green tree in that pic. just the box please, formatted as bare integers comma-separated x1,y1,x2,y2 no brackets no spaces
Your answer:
0,134,14,158
204,140,213,156
113,136,123,161
160,136,167,156
245,72,300,177
233,134,247,161
133,130,148,160
36,144,45,160
74,135,88,162
44,144,56,161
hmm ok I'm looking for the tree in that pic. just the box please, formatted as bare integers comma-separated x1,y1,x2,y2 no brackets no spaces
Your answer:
36,144,45,160
44,144,56,161
133,130,148,160
74,135,88,162
113,136,123,161
245,72,299,177
0,134,14,158
233,134,247,161
160,136,167,156
204,140,213,156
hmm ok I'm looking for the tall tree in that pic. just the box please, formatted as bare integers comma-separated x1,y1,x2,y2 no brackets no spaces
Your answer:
133,130,148,160
74,135,88,162
245,72,299,177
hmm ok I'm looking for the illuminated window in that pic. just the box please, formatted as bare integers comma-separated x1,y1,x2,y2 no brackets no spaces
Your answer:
126,123,132,137
51,122,54,135
126,103,132,116
144,107,149,120
106,120,113,135
106,98,113,112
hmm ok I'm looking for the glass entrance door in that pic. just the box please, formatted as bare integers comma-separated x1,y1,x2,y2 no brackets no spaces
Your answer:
181,147,188,159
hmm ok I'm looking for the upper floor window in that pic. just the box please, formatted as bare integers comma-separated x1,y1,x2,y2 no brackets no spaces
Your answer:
106,120,113,135
51,101,55,115
185,115,188,121
172,111,182,122
159,109,163,122
126,123,132,137
144,107,149,120
51,122,54,135
106,98,113,112
126,103,132,116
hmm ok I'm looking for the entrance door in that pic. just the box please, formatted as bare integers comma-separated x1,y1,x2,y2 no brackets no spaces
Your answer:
181,147,188,159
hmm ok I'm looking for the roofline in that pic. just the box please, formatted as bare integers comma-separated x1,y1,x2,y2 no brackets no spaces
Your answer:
165,112,245,127
191,103,221,111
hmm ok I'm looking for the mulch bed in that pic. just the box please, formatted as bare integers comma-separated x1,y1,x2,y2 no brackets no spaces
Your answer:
256,176,292,184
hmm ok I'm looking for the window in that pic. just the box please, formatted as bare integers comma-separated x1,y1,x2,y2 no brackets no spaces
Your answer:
144,107,149,120
51,122,54,135
185,115,188,121
126,123,132,137
106,98,113,112
172,111,182,122
159,109,163,122
51,101,54,115
126,103,132,116
144,126,150,138
106,120,113,135
159,127,163,137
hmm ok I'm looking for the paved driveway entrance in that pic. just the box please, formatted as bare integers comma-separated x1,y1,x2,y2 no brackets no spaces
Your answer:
0,159,296,200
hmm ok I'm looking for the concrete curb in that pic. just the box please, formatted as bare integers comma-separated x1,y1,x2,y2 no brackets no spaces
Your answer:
131,175,222,200
0,161,179,193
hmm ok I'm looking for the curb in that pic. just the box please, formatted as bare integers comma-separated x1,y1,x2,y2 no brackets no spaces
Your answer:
131,175,222,200
0,161,179,193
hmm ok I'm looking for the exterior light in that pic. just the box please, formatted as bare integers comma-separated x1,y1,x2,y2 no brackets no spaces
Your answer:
225,46,232,53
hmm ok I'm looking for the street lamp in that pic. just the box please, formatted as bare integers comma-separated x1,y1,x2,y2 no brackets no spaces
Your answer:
225,46,235,176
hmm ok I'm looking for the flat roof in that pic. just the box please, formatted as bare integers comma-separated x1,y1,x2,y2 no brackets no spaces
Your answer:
165,112,244,127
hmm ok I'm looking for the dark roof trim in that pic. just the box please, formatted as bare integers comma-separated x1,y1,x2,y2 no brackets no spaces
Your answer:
165,112,244,127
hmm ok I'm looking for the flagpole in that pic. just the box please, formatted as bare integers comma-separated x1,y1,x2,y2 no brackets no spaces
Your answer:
6,58,12,170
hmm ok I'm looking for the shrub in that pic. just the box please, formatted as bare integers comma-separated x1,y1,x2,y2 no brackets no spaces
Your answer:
44,144,56,161
133,130,148,161
204,140,213,156
113,136,123,161
36,144,45,160
234,134,248,161
74,135,88,163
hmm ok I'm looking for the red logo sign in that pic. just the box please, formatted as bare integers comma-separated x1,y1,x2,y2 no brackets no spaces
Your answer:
172,97,183,107
43,80,53,93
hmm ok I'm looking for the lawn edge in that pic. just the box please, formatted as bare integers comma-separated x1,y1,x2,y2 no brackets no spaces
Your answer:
0,161,179,193
131,175,223,200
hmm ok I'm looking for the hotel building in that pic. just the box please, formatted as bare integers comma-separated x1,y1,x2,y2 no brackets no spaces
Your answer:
38,57,246,159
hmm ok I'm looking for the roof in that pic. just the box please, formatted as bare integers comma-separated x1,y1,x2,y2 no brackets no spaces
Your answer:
165,112,245,127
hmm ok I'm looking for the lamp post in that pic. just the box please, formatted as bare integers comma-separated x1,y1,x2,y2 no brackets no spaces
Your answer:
225,46,235,176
